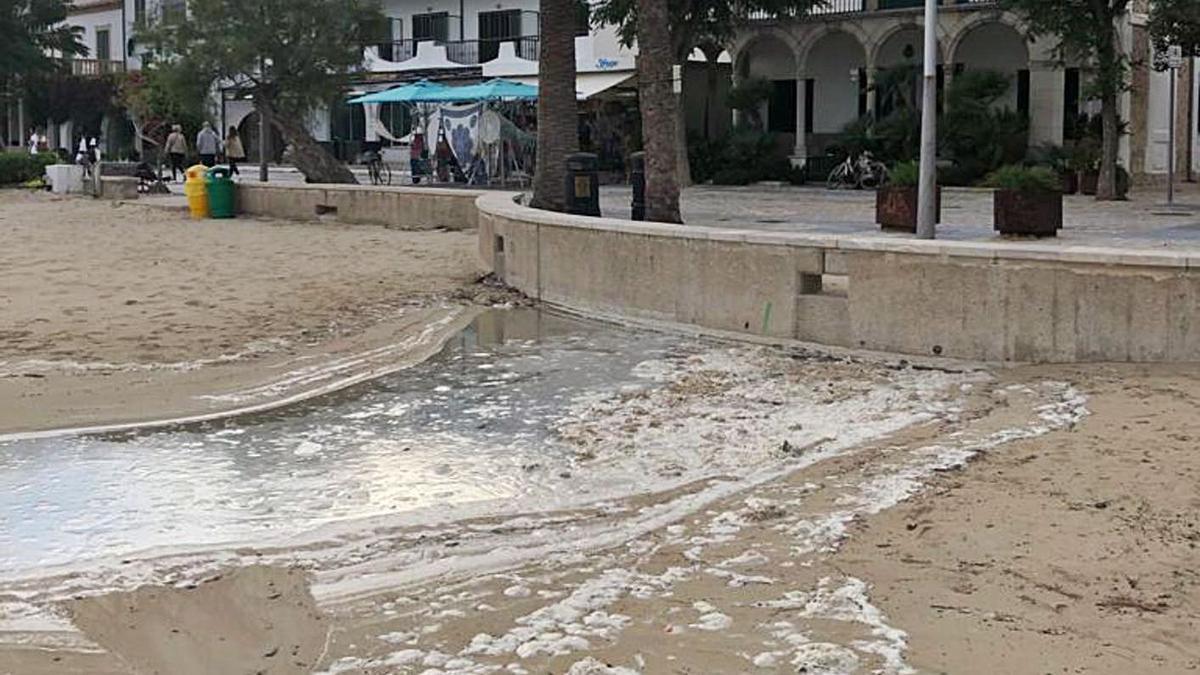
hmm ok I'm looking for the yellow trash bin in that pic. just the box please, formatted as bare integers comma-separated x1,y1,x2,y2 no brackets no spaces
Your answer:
184,164,209,219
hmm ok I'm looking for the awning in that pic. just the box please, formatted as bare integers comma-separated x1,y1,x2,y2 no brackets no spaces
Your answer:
512,71,635,101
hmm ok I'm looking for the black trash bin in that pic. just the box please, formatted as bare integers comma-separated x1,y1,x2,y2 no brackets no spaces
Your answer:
564,152,601,217
629,151,645,221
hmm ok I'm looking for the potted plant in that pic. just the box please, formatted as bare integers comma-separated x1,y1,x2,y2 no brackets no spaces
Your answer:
985,165,1063,237
876,160,939,232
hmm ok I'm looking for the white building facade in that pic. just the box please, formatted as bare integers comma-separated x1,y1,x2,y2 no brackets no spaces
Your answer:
731,0,1200,179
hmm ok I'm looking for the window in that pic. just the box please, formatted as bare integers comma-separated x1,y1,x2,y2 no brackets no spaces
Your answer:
478,10,521,62
96,28,111,61
575,0,589,37
134,0,146,24
161,0,186,23
413,12,449,42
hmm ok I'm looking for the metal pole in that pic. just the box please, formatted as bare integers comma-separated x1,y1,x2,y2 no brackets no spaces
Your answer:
916,0,938,239
1169,64,1176,206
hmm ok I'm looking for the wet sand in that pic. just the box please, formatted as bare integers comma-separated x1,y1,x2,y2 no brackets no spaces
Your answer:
0,191,485,435
5,358,1198,674
3,192,1199,674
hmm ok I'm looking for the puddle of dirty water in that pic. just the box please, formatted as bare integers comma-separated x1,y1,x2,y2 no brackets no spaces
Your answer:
0,308,971,579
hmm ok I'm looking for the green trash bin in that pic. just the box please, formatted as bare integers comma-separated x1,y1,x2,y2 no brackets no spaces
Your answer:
205,166,235,219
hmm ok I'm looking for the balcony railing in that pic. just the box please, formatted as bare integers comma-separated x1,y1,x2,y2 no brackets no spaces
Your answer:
748,0,995,20
68,59,126,77
375,36,540,65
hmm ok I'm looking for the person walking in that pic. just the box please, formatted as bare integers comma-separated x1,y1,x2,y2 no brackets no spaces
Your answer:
225,126,245,177
409,130,426,184
165,124,188,181
196,121,220,168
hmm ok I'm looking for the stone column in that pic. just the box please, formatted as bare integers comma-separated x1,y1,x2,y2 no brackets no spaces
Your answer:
794,71,807,162
865,69,878,118
17,98,26,146
1028,61,1065,147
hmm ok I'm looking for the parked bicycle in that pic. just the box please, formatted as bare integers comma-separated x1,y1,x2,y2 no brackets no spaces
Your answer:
826,151,888,190
364,149,392,186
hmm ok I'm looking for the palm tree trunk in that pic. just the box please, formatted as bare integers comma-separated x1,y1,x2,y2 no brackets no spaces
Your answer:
637,0,682,223
530,0,578,212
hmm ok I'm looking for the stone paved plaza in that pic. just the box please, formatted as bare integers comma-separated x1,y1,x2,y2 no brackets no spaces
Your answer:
599,183,1200,251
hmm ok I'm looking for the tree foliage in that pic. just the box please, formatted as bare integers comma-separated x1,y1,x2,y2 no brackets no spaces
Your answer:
119,61,210,157
0,0,86,86
997,0,1130,200
1149,0,1200,60
0,0,87,90
139,0,388,182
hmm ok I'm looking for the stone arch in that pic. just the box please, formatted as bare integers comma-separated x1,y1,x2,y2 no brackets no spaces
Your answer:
731,28,801,80
949,19,1031,110
802,30,870,135
870,22,947,71
945,11,1034,63
797,23,871,70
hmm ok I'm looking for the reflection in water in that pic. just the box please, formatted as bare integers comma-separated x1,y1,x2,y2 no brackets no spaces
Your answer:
0,309,698,574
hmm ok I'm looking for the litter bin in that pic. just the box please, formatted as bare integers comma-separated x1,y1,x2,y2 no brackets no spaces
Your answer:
564,152,601,217
629,152,645,221
206,166,235,218
184,164,209,219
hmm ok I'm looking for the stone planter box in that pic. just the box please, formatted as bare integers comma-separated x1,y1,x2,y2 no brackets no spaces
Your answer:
1080,171,1099,195
875,185,940,233
1061,172,1079,195
994,189,1063,237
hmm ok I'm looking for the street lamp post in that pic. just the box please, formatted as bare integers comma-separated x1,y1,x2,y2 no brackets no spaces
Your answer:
916,0,938,239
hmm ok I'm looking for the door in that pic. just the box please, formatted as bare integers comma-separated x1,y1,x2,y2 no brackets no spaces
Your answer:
96,28,111,63
413,12,449,42
478,9,521,62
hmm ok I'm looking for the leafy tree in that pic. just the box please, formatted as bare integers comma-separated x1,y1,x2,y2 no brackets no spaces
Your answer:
0,0,86,86
119,61,209,165
998,0,1130,200
1149,0,1200,59
140,0,387,184
530,0,579,212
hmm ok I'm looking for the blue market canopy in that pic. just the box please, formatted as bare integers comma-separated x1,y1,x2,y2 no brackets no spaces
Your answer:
434,78,539,102
348,79,451,104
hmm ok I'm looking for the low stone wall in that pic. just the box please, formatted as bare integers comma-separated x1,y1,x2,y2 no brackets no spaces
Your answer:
236,183,483,230
477,192,1200,364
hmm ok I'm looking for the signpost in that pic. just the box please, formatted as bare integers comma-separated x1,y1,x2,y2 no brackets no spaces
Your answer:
1167,45,1184,206
916,0,938,239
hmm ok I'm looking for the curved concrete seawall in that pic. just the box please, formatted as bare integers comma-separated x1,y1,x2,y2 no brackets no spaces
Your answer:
237,183,483,230
476,192,1200,364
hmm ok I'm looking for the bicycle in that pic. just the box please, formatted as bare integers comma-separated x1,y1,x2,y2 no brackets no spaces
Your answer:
364,150,392,186
826,151,888,190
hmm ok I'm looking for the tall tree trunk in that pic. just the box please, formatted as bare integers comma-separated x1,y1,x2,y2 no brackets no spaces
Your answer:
637,0,682,223
1097,88,1120,200
530,0,578,212
262,98,356,184
1095,16,1121,201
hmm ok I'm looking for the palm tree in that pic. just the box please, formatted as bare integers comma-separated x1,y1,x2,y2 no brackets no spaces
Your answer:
636,0,682,223
530,0,579,211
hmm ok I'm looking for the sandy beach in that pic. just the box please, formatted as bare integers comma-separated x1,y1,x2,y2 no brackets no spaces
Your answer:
2,190,1199,675
0,190,485,435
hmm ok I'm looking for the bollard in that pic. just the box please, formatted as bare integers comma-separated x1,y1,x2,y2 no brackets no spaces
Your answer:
629,151,646,221
564,152,601,217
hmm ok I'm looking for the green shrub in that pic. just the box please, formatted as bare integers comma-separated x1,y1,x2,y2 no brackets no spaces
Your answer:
0,152,58,186
691,129,799,185
889,160,920,187
983,165,1062,193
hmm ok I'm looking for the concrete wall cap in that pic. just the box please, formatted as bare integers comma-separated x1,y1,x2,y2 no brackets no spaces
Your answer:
476,191,1192,271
